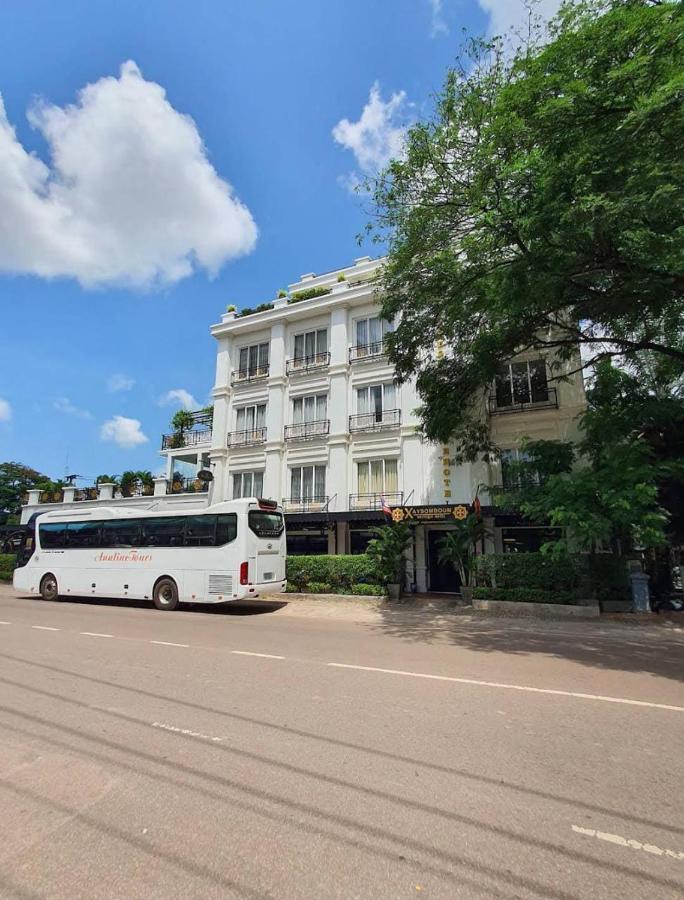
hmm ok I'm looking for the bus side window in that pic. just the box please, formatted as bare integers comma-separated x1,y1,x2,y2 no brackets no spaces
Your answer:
100,519,142,548
216,514,237,546
66,521,101,548
184,515,217,547
39,523,67,548
143,517,185,547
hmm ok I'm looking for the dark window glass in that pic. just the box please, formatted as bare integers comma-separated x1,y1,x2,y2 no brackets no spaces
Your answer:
286,531,328,555
67,521,101,548
529,359,548,402
39,523,67,548
100,519,142,548
185,515,217,546
215,514,238,546
511,362,531,405
249,511,284,538
143,516,185,547
495,368,512,407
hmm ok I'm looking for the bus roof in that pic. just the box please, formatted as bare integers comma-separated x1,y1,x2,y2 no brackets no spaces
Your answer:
35,498,281,524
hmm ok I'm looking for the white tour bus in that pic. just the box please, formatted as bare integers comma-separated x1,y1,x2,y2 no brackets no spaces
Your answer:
13,498,286,610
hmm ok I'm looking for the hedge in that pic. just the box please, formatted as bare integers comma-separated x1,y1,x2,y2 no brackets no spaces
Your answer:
474,552,630,601
0,553,16,572
473,587,578,605
286,554,380,592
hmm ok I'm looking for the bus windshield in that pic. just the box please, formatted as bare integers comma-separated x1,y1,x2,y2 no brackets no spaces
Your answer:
248,510,284,538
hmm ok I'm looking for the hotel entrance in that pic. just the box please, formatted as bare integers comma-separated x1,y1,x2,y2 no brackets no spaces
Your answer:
427,529,461,593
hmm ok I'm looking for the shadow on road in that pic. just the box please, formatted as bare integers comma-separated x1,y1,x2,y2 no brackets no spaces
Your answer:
12,593,288,617
367,601,684,684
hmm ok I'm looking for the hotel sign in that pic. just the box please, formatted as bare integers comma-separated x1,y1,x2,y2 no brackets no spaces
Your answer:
390,504,470,524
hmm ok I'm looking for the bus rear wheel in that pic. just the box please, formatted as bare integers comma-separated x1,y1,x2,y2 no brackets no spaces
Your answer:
153,578,179,611
40,574,59,602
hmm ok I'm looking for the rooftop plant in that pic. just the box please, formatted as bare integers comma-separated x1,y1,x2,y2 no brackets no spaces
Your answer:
288,286,332,304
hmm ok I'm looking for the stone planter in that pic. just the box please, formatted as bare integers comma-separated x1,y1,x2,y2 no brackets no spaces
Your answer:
460,586,474,604
473,598,599,618
386,583,401,601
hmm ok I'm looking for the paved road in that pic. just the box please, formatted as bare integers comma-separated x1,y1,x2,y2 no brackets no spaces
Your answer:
0,585,682,899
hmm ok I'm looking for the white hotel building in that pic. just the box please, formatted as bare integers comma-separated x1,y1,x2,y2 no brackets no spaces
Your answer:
22,255,586,592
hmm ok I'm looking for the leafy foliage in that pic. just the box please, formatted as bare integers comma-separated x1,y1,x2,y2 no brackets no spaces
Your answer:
369,0,684,453
0,461,53,520
288,286,332,304
366,523,412,586
285,554,380,592
236,302,275,317
472,586,578,605
436,513,490,586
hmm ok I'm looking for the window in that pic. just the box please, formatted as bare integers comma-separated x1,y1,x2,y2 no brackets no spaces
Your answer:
292,394,327,424
235,404,266,434
100,519,142,547
495,360,548,408
39,523,67,548
237,342,269,377
215,514,238,545
293,328,327,364
66,521,100,548
232,471,264,499
354,316,392,354
357,459,398,495
356,382,396,419
500,449,540,489
143,516,185,547
185,515,218,547
248,511,284,537
502,527,563,553
290,465,326,500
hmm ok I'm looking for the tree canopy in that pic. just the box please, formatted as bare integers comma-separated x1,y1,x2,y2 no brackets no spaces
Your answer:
370,0,683,451
0,462,52,521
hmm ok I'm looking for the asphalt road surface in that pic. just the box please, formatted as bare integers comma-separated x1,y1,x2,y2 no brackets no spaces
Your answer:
0,584,682,899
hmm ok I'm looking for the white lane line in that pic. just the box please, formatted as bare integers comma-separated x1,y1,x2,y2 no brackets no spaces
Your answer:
151,721,223,742
231,650,285,660
31,625,60,632
150,640,189,648
327,663,684,712
0,621,11,625
80,632,113,638
572,825,684,861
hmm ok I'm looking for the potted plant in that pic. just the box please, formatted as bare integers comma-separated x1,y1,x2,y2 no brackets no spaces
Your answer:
366,522,411,600
436,513,490,603
171,471,184,493
170,409,195,448
120,471,139,498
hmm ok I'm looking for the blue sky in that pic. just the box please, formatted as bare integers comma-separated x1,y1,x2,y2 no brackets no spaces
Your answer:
0,0,551,482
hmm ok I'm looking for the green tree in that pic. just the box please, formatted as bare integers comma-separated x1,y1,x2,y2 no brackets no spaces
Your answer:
369,0,684,453
0,462,52,521
366,522,412,591
436,513,491,588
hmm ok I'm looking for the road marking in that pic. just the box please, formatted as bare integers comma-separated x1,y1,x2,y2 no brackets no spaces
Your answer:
151,721,223,742
327,663,684,712
150,640,189,648
31,625,60,632
572,825,684,861
80,632,112,638
231,650,285,660
0,621,11,625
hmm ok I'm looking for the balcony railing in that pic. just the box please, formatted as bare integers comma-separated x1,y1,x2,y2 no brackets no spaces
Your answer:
349,340,389,363
349,491,403,511
349,408,401,433
488,386,558,415
39,490,64,504
285,352,330,376
231,365,269,386
168,476,209,495
282,495,330,513
227,427,267,447
284,419,330,442
161,429,212,450
74,488,99,502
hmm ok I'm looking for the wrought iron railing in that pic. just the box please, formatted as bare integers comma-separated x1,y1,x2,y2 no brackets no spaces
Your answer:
227,427,267,447
349,408,401,433
284,420,330,441
285,352,330,376
74,488,99,502
231,366,269,385
488,386,558,415
282,496,330,513
349,340,389,363
168,477,209,494
161,429,212,450
348,491,403,511
39,491,64,504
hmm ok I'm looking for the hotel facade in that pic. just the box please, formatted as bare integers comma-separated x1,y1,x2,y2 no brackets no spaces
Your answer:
22,255,586,592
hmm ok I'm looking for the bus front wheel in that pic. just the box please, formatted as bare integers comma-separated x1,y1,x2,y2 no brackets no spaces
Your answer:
153,577,179,611
40,574,59,602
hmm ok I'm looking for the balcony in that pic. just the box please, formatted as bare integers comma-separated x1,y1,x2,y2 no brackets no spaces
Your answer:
227,427,267,447
161,429,212,450
286,352,330,377
284,420,330,442
168,476,210,495
231,365,269,386
282,496,330,514
349,340,389,363
349,408,401,433
349,491,403,511
488,386,558,415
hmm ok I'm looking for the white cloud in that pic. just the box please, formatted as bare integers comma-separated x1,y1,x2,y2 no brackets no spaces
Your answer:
107,373,135,392
428,0,448,37
0,60,258,289
332,82,410,186
100,415,148,448
477,0,563,38
0,398,11,422
53,397,92,418
159,388,199,410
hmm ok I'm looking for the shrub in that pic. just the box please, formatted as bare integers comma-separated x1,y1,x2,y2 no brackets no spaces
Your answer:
351,583,385,596
585,555,630,603
472,586,577,605
288,286,332,304
0,553,16,572
306,582,333,594
236,302,275,318
286,555,379,592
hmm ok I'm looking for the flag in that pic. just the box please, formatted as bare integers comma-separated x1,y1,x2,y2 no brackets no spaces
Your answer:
381,495,392,518
473,495,482,517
